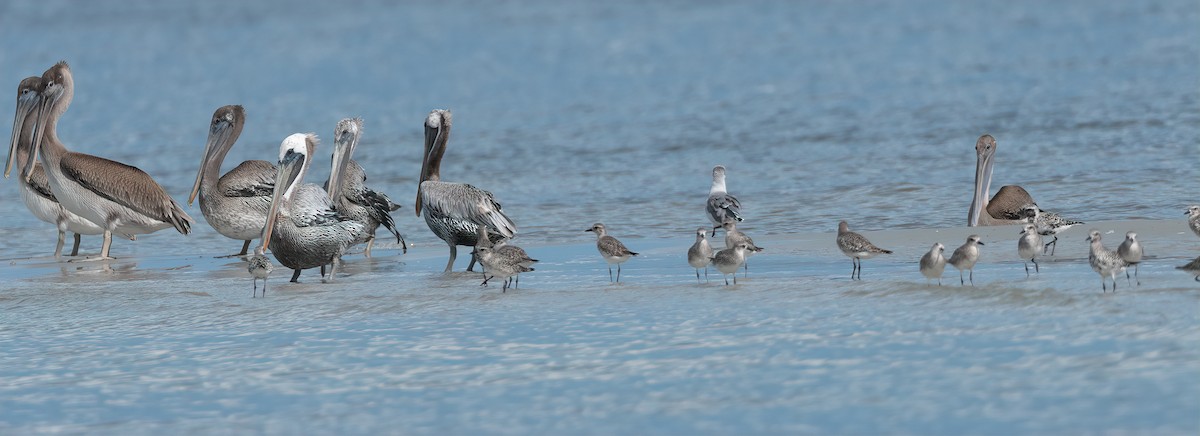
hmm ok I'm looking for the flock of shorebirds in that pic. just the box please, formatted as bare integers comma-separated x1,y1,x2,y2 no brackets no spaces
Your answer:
7,61,1200,296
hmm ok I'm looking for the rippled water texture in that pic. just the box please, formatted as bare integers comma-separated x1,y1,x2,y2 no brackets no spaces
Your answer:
1,0,1198,434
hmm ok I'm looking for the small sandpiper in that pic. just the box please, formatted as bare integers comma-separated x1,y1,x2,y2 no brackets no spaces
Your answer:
836,221,892,280
1186,206,1200,239
1116,231,1143,286
1017,223,1043,276
713,243,749,285
585,223,638,283
476,244,535,292
1022,203,1083,256
948,235,985,286
721,219,763,277
476,227,537,289
919,242,947,285
1086,230,1127,292
687,227,714,282
1176,256,1200,282
248,246,274,298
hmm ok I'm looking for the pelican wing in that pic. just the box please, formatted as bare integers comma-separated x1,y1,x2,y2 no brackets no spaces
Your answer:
26,164,57,202
220,160,276,198
59,153,192,234
420,181,516,238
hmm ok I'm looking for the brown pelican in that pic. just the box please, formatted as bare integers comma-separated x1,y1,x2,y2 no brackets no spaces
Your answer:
188,105,276,257
968,134,1036,226
24,62,192,260
325,118,405,256
6,76,131,258
416,110,515,272
260,133,368,282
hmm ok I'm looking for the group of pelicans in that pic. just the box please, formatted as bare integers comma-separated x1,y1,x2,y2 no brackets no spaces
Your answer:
6,61,1200,295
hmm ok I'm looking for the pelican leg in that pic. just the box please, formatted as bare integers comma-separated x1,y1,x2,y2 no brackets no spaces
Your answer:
70,233,81,256
324,260,338,282
290,269,302,283
54,231,66,259
70,231,115,262
444,244,457,272
466,250,479,272
216,240,252,259
363,237,375,258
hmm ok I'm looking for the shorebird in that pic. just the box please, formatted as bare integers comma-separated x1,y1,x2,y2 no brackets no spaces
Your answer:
188,105,276,258
475,243,535,292
475,226,537,289
1022,203,1083,256
24,62,192,261
1186,206,1200,239
968,134,1036,226
1177,256,1200,282
1086,229,1127,292
721,219,763,277
326,118,405,256
706,165,743,236
919,242,947,285
687,227,714,282
1116,231,1143,286
6,76,127,258
585,223,638,283
836,221,892,280
260,133,368,282
713,243,749,285
248,246,274,297
1017,223,1043,276
416,110,514,272
948,235,985,286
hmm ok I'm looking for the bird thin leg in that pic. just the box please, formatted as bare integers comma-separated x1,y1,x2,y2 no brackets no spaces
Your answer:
54,231,66,259
850,258,857,281
363,237,375,257
704,267,709,282
263,278,268,297
320,265,326,277
724,274,730,286
481,274,492,287
70,233,81,256
502,277,511,292
1044,237,1058,256
466,249,479,272
711,226,719,237
1134,264,1140,286
969,269,974,286
959,270,965,286
1033,258,1039,273
252,278,258,298
608,266,613,282
743,260,749,278
216,240,252,258
444,244,457,272
1024,261,1030,276
696,269,702,282
290,269,302,283
617,264,623,283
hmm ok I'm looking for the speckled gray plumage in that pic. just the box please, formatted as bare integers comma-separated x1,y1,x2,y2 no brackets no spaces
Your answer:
331,159,405,253
1087,230,1128,292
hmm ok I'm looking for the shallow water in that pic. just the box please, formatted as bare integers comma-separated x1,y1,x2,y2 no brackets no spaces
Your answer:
1,0,1199,434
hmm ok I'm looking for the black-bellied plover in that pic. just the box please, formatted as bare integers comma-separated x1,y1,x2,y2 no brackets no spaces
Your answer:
1117,231,1143,286
721,219,763,277
1022,203,1083,256
1186,206,1200,239
476,244,535,292
248,246,274,298
836,221,892,280
706,165,743,236
968,134,1036,226
920,242,947,285
1086,230,1128,292
713,243,749,285
585,223,638,283
948,235,985,286
1017,223,1042,276
687,227,714,282
476,227,537,289
1176,256,1200,282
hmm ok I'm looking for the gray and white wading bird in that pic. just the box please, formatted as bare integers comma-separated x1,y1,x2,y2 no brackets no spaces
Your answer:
6,76,131,258
247,246,274,298
325,118,405,256
1116,231,1143,286
1186,205,1200,239
948,235,985,286
968,134,1036,226
23,62,191,260
721,219,763,277
706,165,743,236
1177,256,1200,282
416,110,515,272
713,242,749,285
687,227,714,282
585,223,638,283
475,226,537,290
1021,203,1083,256
919,242,947,285
836,221,892,280
1085,229,1127,292
260,133,368,283
188,105,276,258
1017,223,1043,276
